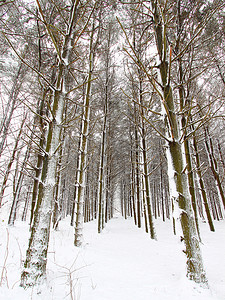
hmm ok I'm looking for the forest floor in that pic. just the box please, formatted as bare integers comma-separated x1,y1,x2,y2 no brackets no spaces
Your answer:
0,214,225,300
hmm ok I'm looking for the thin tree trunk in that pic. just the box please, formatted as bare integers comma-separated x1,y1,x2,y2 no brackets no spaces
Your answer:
105,167,109,223
52,149,63,230
98,99,108,233
74,19,96,246
120,180,124,217
160,153,165,222
98,25,112,231
130,134,137,225
217,139,225,172
164,178,170,219
139,71,156,238
22,186,31,222
192,132,215,231
71,122,82,226
142,177,149,233
134,124,141,228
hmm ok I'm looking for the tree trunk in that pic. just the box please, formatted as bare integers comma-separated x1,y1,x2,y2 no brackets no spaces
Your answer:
71,122,82,226
151,0,207,284
29,90,47,227
21,0,80,286
176,0,201,240
74,20,95,246
22,186,31,222
142,177,149,233
98,96,108,233
192,132,215,231
134,124,141,228
130,134,137,225
140,87,156,238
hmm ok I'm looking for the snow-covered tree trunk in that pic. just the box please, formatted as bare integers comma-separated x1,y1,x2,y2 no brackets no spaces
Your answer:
20,87,65,286
105,157,112,223
150,0,207,284
98,101,108,233
71,122,82,226
21,0,80,287
52,139,63,230
176,0,201,241
29,89,47,227
139,74,156,239
129,133,137,225
73,88,90,246
74,22,94,246
97,31,111,232
134,119,141,228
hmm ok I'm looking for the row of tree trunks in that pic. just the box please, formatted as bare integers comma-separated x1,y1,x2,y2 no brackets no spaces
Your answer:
1,0,224,291
8,140,31,226
204,127,225,210
0,50,27,159
0,114,27,208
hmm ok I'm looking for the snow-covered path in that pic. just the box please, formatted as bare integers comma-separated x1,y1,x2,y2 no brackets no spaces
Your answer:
76,217,225,300
1,216,225,300
79,218,181,300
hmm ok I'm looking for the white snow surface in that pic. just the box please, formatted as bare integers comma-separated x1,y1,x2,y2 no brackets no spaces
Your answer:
0,215,225,300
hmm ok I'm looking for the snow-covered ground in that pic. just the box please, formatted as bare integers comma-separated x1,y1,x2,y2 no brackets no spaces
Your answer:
0,215,225,300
